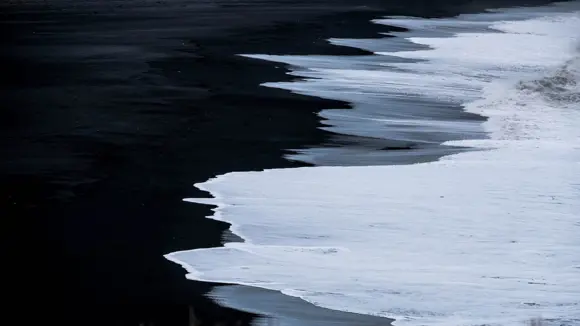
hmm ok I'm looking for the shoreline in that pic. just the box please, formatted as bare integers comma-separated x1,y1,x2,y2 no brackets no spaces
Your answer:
166,1,579,325
2,0,570,325
1,1,391,325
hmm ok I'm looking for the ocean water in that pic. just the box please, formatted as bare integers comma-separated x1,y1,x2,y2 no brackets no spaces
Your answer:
167,2,580,326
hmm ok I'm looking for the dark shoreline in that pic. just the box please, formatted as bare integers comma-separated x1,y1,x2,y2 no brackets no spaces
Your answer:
1,0,565,325
1,1,387,325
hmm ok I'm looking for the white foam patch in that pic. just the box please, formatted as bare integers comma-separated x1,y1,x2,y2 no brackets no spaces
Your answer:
239,5,579,165
167,3,580,326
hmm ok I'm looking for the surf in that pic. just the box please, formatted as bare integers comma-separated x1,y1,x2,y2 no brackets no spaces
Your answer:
166,2,580,326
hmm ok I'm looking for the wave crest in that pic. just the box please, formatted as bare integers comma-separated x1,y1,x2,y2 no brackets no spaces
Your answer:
517,55,580,103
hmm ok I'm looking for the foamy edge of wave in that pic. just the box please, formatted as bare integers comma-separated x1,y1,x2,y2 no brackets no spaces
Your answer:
166,4,580,326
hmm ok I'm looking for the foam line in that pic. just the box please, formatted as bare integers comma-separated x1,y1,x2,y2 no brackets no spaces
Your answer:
167,3,580,326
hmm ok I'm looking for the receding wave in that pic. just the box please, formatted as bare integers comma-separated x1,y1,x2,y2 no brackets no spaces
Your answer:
167,2,580,326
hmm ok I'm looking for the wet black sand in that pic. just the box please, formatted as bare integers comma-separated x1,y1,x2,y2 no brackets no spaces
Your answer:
0,0,563,325
0,1,386,324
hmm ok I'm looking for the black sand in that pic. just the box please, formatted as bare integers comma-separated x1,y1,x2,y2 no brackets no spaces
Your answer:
0,0,564,325
0,1,385,324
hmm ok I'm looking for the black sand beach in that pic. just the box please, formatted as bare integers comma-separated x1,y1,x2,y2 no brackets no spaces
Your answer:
0,0,564,325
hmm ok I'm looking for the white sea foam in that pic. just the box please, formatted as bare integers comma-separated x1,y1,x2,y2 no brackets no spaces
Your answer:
167,3,580,326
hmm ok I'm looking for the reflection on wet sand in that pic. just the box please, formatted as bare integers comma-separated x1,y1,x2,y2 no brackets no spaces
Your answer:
187,305,248,326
